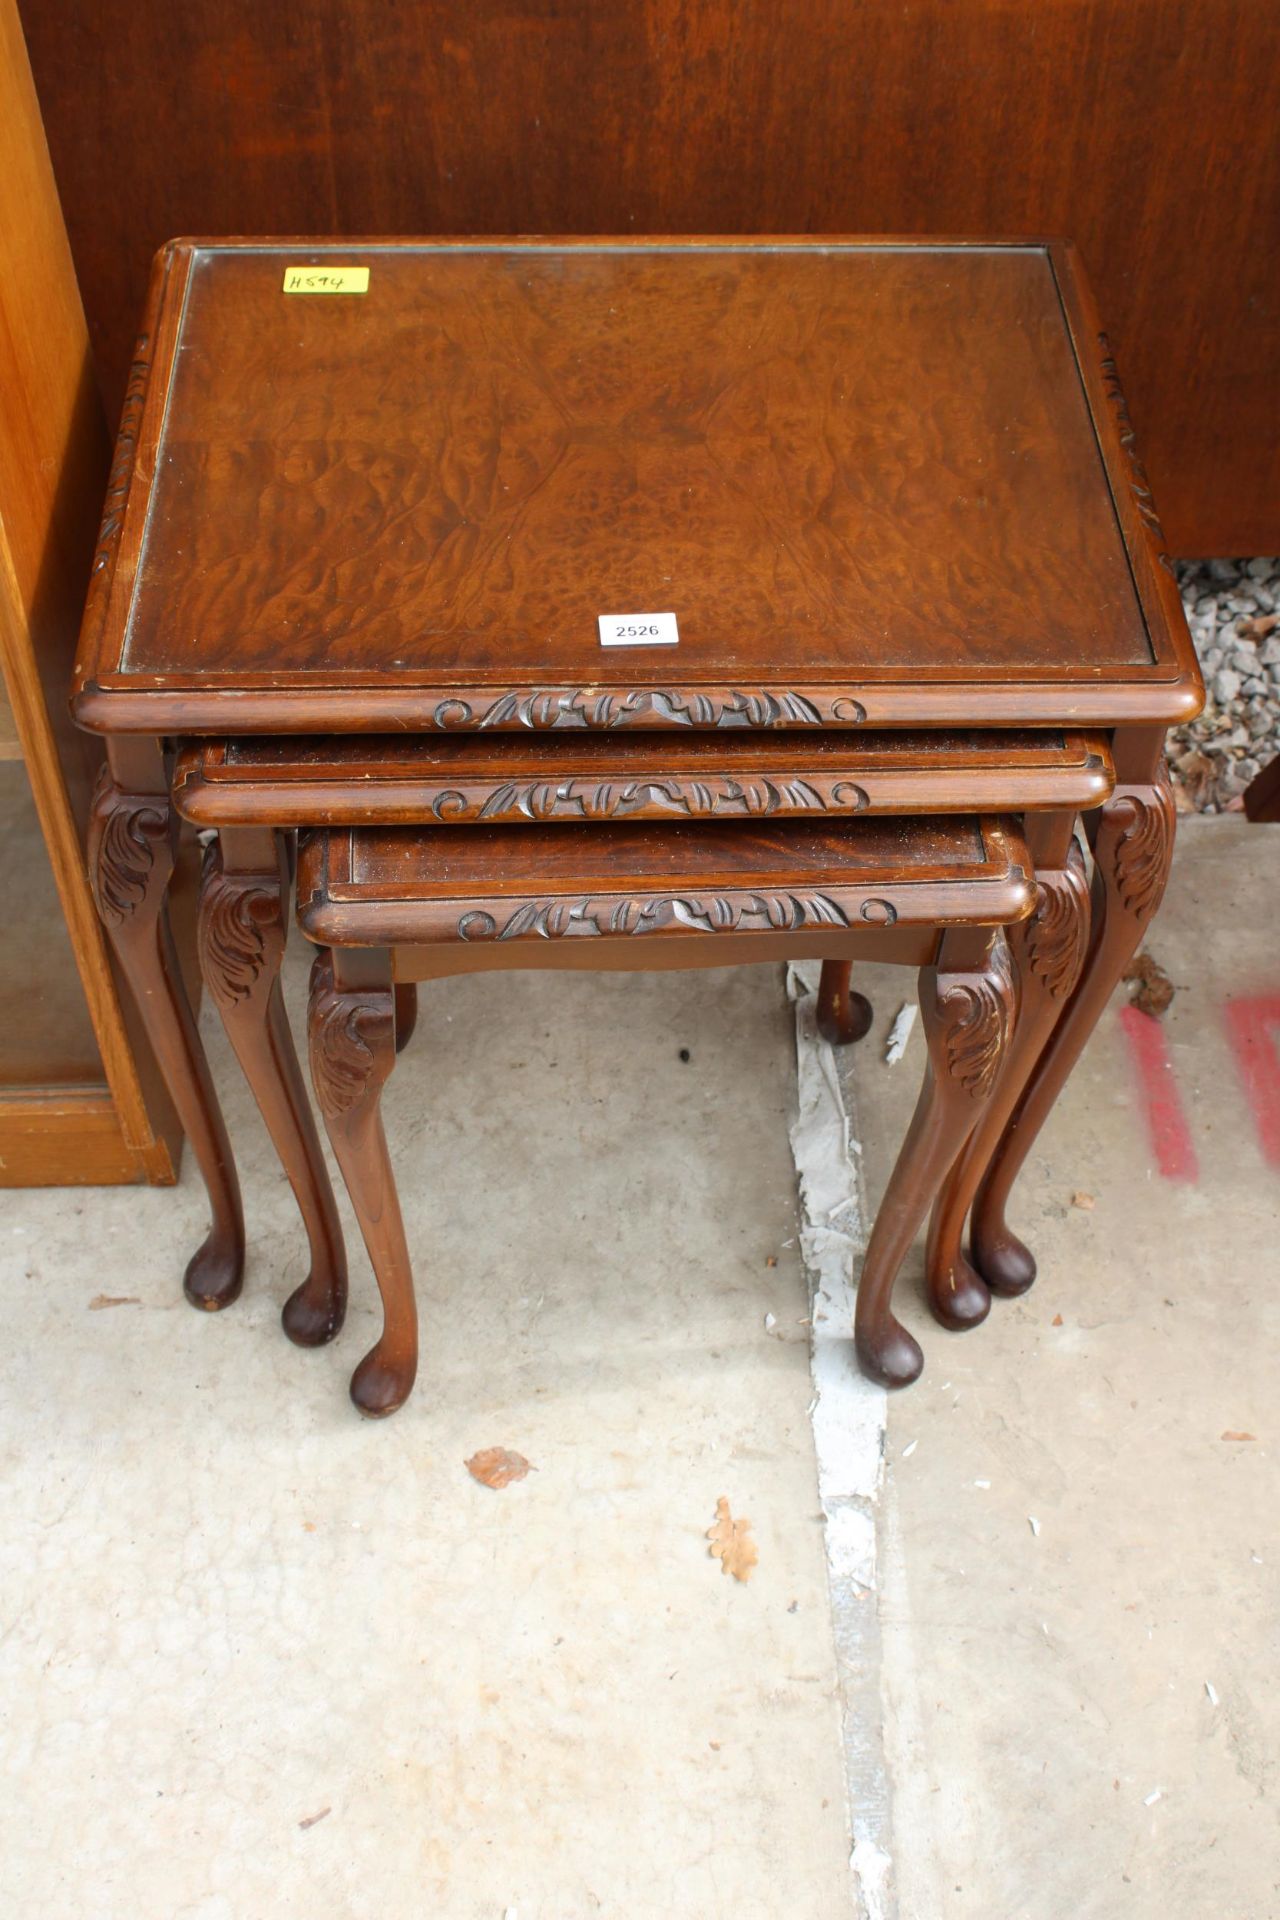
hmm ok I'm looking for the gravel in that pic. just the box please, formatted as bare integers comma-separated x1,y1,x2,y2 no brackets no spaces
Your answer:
1170,558,1280,811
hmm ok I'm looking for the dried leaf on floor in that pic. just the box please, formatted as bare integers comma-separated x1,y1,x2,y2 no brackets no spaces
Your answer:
1071,1191,1096,1211
466,1447,534,1489
1220,1431,1256,1443
1172,748,1217,810
88,1294,140,1310
1236,613,1279,641
707,1496,758,1582
1052,1313,1064,1327
1122,949,1176,1018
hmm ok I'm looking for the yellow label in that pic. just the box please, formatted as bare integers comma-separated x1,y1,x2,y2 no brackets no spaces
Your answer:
282,265,370,295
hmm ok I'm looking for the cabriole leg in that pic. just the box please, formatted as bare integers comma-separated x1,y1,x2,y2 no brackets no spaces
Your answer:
816,960,873,1046
971,769,1176,1294
854,930,1016,1388
199,831,347,1345
926,843,1091,1326
394,981,419,1054
87,767,245,1308
308,948,417,1417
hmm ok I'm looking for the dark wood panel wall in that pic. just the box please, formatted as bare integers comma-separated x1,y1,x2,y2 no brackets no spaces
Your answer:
19,0,1280,556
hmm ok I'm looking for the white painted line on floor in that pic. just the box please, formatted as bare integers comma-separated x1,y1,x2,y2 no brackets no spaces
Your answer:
787,961,893,1920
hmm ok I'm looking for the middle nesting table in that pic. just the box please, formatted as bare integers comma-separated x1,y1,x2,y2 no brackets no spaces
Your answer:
173,726,1109,1412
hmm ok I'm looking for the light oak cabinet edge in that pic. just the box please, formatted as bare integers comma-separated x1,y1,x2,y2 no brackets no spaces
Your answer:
0,0,189,1186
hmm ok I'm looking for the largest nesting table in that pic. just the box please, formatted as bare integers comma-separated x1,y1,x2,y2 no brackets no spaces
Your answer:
71,237,1203,1404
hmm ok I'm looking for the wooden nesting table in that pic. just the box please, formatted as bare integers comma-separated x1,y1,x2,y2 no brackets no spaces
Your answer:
72,237,1202,1413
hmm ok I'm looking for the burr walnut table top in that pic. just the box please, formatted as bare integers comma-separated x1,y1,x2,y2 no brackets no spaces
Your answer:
72,237,1201,736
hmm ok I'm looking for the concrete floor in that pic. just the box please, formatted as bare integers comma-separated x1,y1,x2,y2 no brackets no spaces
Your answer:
0,963,851,1919
0,814,1275,1917
847,817,1280,1920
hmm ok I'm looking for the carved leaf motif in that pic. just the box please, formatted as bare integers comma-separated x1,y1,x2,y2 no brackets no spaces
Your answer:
477,782,519,820
1097,334,1175,573
198,852,280,1008
88,333,150,593
308,959,391,1116
1023,857,1089,1001
88,775,169,925
428,771,877,822
938,945,1014,1100
497,901,544,941
477,692,520,728
1109,780,1175,923
457,887,851,941
799,892,850,927
428,686,870,732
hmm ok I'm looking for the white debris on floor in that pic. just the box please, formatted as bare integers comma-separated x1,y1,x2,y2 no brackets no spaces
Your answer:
787,960,892,1920
883,1005,917,1065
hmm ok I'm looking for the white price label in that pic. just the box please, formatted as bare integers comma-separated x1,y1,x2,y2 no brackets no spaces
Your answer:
598,611,679,648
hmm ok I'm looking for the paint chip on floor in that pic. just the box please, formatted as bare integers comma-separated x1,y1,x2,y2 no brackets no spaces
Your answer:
465,1448,534,1489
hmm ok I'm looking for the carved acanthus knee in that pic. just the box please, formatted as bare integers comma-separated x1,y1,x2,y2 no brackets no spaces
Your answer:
87,767,173,932
1019,840,1091,1002
308,951,395,1120
929,933,1016,1102
197,839,284,1012
1095,767,1177,928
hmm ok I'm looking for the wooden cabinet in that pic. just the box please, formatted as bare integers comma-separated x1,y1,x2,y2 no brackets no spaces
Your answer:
0,0,183,1184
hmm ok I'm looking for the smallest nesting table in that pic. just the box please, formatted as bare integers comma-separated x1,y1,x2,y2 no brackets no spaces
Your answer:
293,814,1034,1412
